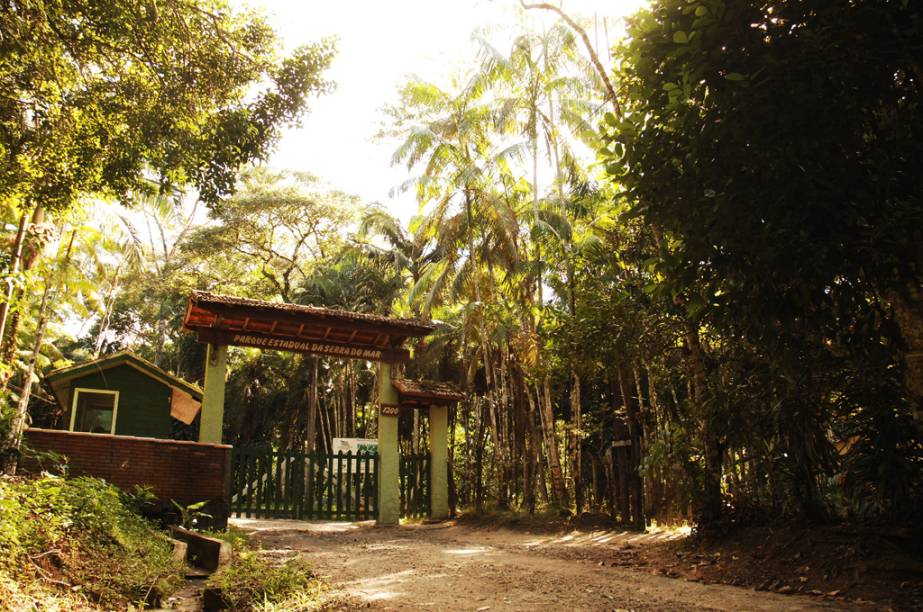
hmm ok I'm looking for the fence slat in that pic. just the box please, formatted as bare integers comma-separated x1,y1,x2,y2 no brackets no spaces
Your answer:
306,452,315,519
325,453,333,519
292,452,301,520
363,452,371,520
334,451,342,518
345,451,353,518
245,451,254,518
373,453,379,518
399,456,406,516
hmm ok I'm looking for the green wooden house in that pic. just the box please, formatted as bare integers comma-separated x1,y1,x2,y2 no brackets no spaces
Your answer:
44,352,203,439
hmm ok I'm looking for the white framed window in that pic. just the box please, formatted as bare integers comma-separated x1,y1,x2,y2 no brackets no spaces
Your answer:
69,388,119,435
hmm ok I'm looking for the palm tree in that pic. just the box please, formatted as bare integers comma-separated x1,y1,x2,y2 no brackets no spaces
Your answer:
384,75,530,507
468,24,607,510
355,207,437,318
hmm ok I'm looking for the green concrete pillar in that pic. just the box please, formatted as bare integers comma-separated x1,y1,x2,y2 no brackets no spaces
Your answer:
377,362,400,525
199,343,227,444
429,404,449,520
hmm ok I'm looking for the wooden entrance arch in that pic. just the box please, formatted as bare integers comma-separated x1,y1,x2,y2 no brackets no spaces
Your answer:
181,291,440,525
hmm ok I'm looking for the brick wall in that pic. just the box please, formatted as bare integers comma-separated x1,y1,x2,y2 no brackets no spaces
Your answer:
22,428,231,527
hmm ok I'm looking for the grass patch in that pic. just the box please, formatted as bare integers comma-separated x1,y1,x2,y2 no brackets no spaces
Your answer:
0,474,183,609
201,524,253,551
206,551,326,611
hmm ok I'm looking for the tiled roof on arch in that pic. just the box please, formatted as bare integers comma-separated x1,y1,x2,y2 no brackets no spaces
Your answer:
392,378,465,404
182,291,434,363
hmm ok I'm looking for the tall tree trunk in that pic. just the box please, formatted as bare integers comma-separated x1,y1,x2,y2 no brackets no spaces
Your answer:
520,2,622,116
617,367,644,528
498,348,513,504
510,351,527,507
305,357,318,451
0,210,28,344
603,448,617,519
485,349,507,508
347,361,356,438
569,372,583,514
412,406,420,454
0,205,46,388
530,110,544,306
523,379,541,514
539,378,568,510
474,397,486,513
318,396,331,456
153,301,169,367
590,454,600,513
685,319,722,526
609,376,631,522
4,228,76,472
94,257,126,358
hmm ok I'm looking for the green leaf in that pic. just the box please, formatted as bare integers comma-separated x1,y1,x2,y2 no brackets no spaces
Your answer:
724,72,748,81
673,31,689,44
687,297,707,319
695,6,708,17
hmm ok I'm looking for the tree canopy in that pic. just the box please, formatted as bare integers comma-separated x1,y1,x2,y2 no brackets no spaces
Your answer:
0,0,335,210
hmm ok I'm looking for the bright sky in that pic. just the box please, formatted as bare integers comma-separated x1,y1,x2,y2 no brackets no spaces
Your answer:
234,0,647,222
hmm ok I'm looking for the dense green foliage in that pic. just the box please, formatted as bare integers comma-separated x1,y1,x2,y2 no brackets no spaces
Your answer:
599,0,923,523
0,0,334,209
0,474,182,608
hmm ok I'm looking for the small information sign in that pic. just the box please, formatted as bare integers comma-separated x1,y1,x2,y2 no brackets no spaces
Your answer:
332,438,378,473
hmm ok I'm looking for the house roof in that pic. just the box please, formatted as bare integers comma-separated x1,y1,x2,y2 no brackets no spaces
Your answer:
45,351,203,401
182,291,434,363
392,378,465,406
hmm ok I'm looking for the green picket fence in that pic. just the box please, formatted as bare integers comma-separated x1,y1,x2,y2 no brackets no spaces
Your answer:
399,453,431,518
231,447,379,521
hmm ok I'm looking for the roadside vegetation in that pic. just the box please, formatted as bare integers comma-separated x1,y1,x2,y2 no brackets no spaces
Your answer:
0,473,332,611
0,474,183,609
206,552,327,611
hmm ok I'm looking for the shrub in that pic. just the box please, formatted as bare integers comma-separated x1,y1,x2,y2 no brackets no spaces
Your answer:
206,551,324,611
0,474,183,608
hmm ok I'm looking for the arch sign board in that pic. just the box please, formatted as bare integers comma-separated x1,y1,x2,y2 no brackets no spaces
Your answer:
182,290,434,363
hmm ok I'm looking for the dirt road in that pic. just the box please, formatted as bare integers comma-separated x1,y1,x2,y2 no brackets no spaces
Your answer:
234,518,859,611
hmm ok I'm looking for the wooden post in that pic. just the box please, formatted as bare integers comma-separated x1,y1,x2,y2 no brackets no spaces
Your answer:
199,343,227,444
429,403,449,520
376,362,400,525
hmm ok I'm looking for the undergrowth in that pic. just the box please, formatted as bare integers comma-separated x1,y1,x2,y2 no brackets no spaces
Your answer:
206,550,326,611
0,474,183,610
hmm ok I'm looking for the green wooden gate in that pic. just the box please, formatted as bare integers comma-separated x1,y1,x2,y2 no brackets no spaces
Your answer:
231,447,432,520
399,453,431,518
231,447,378,521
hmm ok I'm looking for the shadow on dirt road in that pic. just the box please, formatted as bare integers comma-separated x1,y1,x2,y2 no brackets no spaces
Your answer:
232,518,862,611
